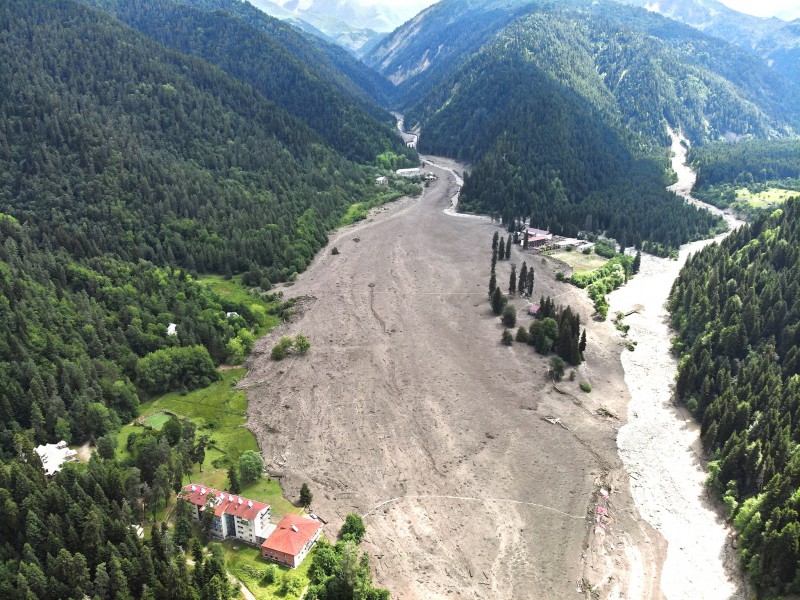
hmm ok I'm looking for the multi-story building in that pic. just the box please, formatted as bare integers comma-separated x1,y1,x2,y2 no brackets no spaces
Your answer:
182,484,275,545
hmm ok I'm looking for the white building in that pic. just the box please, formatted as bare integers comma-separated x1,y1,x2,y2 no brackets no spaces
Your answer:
183,485,275,545
35,441,78,476
395,167,420,178
375,176,389,186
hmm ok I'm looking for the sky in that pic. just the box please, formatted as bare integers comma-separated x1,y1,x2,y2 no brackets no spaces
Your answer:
718,0,800,19
367,0,800,21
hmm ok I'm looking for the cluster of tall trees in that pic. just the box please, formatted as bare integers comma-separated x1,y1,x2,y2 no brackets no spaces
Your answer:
523,297,586,366
0,436,236,600
306,515,389,600
668,197,800,595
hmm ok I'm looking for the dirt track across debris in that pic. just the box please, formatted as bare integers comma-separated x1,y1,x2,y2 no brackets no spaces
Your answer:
243,157,665,599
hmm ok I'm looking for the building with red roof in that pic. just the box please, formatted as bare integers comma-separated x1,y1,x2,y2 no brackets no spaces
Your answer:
261,514,323,568
182,484,275,545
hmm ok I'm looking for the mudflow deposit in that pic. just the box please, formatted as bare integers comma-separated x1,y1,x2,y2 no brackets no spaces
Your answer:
242,156,667,599
609,133,747,600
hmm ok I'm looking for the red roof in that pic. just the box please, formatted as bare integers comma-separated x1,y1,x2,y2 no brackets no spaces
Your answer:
529,304,541,315
527,234,550,243
182,485,269,521
261,514,322,557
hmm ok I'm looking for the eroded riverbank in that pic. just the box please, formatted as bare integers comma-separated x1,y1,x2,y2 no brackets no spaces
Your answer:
609,133,747,599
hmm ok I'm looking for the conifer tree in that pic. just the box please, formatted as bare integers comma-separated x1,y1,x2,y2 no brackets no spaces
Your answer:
579,329,587,355
491,287,506,315
509,264,516,295
505,235,512,259
492,231,499,250
527,268,534,296
633,250,641,274
498,237,505,260
489,270,496,296
519,263,528,295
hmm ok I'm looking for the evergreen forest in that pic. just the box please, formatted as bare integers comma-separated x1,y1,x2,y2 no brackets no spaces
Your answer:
669,197,800,595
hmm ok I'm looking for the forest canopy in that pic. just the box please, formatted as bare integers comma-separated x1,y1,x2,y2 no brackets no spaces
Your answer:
669,197,800,595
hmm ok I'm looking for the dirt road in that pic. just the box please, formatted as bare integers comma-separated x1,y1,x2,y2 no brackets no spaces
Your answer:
609,133,747,600
243,158,664,598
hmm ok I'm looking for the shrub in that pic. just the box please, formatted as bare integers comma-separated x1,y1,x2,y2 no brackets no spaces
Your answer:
501,305,517,328
341,514,366,543
501,329,514,345
294,334,311,355
261,565,277,584
331,246,339,255
555,271,566,281
580,382,592,393
515,327,529,343
272,335,309,360
569,370,576,381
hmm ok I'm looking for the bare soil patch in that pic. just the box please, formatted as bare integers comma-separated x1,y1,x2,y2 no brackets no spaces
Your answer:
243,158,664,599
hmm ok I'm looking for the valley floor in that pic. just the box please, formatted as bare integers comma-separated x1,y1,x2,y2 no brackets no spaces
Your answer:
608,133,748,600
241,157,665,599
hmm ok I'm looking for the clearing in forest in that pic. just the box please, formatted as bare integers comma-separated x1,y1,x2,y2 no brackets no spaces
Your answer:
550,249,609,274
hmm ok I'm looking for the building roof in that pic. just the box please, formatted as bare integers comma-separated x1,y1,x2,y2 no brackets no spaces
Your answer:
183,485,269,521
526,227,551,237
529,304,541,315
35,441,78,476
527,234,550,243
261,514,322,557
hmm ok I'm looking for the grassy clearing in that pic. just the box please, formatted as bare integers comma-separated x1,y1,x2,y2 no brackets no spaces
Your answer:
142,411,171,430
224,540,316,600
550,250,608,274
117,370,301,520
199,274,282,336
737,187,796,208
339,190,404,227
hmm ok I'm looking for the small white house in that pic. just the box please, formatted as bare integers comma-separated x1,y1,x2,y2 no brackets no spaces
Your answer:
375,176,389,186
35,441,78,476
167,323,178,336
396,168,420,178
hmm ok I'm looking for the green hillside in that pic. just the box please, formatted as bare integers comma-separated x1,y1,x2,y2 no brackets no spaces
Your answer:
668,198,800,596
0,0,402,282
85,0,412,164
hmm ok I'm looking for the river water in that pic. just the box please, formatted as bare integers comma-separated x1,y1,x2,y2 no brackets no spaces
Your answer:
609,132,747,600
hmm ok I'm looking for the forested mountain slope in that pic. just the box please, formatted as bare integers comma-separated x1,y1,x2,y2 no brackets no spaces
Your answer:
0,0,400,282
620,0,800,87
668,198,800,596
130,0,395,111
84,0,412,164
368,0,800,253
364,0,534,105
398,0,799,144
